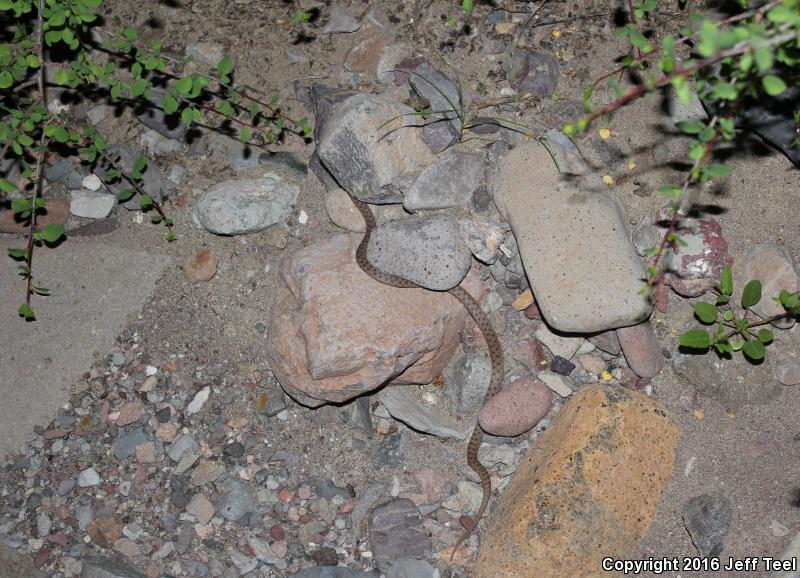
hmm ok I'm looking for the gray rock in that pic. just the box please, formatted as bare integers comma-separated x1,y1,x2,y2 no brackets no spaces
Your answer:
185,41,224,68
368,498,432,570
631,223,662,256
776,359,800,386
492,137,651,332
367,214,471,290
216,478,258,521
683,493,732,557
444,353,492,412
459,218,504,265
672,350,781,410
45,159,85,189
588,330,621,355
322,6,361,34
227,143,261,171
167,434,198,462
113,427,148,460
95,144,166,211
256,379,287,417
404,151,485,211
258,151,308,178
81,556,147,578
77,467,101,487
372,430,408,470
69,190,115,219
57,479,75,496
385,559,437,578
134,89,188,140
422,121,461,155
408,62,462,135
504,49,559,98
182,559,209,577
535,324,586,360
316,479,352,500
291,567,380,577
139,129,182,155
378,386,466,439
317,93,433,204
36,512,52,537
350,395,373,436
740,243,799,329
191,173,299,235
736,85,800,167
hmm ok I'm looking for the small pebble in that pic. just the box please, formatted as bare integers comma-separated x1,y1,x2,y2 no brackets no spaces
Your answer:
78,467,101,487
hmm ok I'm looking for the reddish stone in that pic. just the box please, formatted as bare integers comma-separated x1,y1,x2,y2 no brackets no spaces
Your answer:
278,489,294,503
523,302,541,319
88,513,123,548
48,533,68,548
43,428,71,440
338,499,356,515
269,525,285,541
34,545,52,568
617,320,664,378
479,376,553,437
184,248,218,282
0,198,69,234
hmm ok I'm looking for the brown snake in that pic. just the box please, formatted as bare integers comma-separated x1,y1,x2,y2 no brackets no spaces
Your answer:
348,192,504,559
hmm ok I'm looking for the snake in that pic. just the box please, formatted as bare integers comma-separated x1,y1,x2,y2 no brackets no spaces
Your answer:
347,191,504,560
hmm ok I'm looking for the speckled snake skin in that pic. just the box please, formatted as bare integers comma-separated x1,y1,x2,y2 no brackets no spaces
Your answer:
348,191,504,559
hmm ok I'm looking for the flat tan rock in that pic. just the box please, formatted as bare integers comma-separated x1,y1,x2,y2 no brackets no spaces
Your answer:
267,233,482,406
0,198,69,234
474,384,679,578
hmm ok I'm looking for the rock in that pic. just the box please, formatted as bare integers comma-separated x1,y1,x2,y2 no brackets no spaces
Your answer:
344,30,388,74
656,205,732,297
227,143,261,171
492,138,651,332
116,401,142,427
78,467,101,487
191,173,299,235
291,567,380,577
185,41,224,68
317,93,434,204
81,555,147,578
216,478,257,521
534,324,585,360
474,385,679,577
322,5,360,33
537,370,574,397
187,386,210,415
167,434,198,462
378,386,466,439
139,129,182,155
316,479,352,500
617,320,664,377
191,461,225,486
266,234,479,406
88,514,124,548
112,537,139,558
184,248,218,282
776,359,800,386
258,150,308,178
113,427,148,460
672,350,781,410
478,376,552,436
95,144,166,210
512,288,534,311
376,43,409,85
230,550,258,574
69,190,115,219
683,493,732,557
736,85,800,167
45,158,85,189
255,380,287,417
740,243,799,328
407,62,463,153
631,223,662,257
183,559,209,577
579,353,607,375
366,213,472,290
134,88,188,140
134,441,156,463
550,355,576,375
0,198,69,234
588,330,621,355
372,430,408,470
503,49,559,98
459,217,504,265
57,479,75,496
444,353,492,412
36,513,51,538
368,498,432,570
442,480,483,515
403,151,485,211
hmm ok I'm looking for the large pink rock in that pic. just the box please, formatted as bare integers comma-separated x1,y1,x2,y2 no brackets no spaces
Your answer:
617,319,664,378
479,376,552,436
267,233,482,406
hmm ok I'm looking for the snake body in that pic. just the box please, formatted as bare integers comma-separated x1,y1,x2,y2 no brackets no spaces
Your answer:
348,192,504,558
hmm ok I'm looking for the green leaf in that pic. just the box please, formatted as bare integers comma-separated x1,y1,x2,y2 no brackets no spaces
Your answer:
676,120,705,134
162,95,179,114
762,75,787,96
767,4,795,23
26,54,39,68
7,247,26,259
151,215,162,224
133,154,148,174
462,0,473,11
139,194,153,209
755,46,773,73
181,107,194,125
705,164,731,178
779,289,799,309
54,68,68,85
741,279,762,308
0,70,13,88
693,302,718,324
0,178,16,193
11,198,31,215
679,330,711,349
719,267,733,295
240,127,251,142
658,185,682,197
18,303,35,320
723,310,734,321
175,75,192,96
166,230,176,241
757,329,774,344
711,82,737,100
117,188,136,202
742,340,765,361
41,223,64,243
216,55,234,79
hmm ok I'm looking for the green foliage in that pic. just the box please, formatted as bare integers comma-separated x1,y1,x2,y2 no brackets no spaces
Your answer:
2,0,311,320
679,267,800,362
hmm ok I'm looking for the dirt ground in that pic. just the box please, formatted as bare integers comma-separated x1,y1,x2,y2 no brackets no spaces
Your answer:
2,0,799,576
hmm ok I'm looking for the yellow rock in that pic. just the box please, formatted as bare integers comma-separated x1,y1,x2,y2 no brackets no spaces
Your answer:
600,370,612,381
495,22,515,35
511,289,534,311
474,384,679,578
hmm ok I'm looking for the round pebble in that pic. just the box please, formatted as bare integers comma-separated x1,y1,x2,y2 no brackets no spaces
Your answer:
479,376,553,436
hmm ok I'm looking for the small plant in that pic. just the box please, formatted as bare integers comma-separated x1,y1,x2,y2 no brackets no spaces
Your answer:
679,267,800,361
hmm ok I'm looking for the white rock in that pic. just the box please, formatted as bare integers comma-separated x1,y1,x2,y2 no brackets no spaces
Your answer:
537,371,574,397
186,386,210,415
82,174,103,191
77,467,101,487
69,189,115,219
